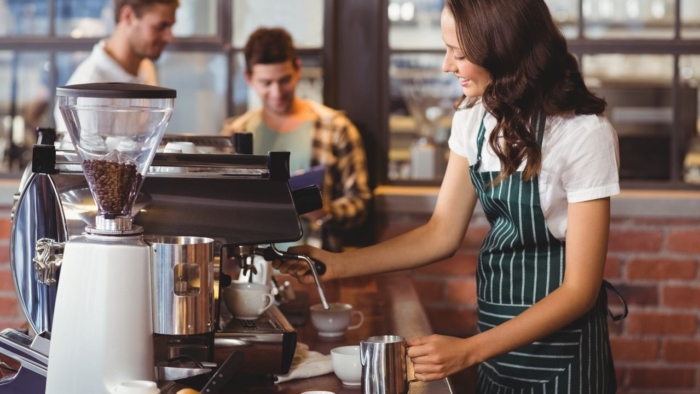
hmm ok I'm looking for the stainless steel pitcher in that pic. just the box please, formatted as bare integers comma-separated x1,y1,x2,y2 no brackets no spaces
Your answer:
360,335,408,394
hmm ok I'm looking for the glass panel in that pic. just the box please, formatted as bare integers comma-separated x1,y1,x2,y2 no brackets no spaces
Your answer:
173,0,217,37
232,0,323,49
388,0,443,50
232,52,323,116
583,0,675,39
681,0,700,38
0,51,51,172
157,52,227,134
679,56,700,184
55,0,112,37
583,54,674,180
545,0,580,39
1,0,49,36
388,54,462,181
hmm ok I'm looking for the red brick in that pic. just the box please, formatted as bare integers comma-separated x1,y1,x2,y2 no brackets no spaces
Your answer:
0,269,14,292
609,338,659,361
668,229,700,254
0,297,18,317
413,280,444,303
603,256,621,279
0,246,8,265
626,312,697,335
663,286,700,308
632,217,700,226
608,229,664,252
663,340,700,362
627,368,695,389
0,219,9,240
0,320,27,330
414,253,478,276
608,284,658,307
627,258,697,280
426,306,477,337
461,225,489,251
607,320,624,335
446,279,477,305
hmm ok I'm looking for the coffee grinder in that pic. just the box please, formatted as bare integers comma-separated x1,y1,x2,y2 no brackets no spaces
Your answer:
46,83,175,394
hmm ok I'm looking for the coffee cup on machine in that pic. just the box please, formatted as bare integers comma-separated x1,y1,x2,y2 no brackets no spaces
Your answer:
310,302,364,338
223,282,275,320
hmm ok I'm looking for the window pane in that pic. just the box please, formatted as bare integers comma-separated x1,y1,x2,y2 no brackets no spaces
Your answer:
0,51,51,172
173,0,217,37
388,54,462,181
545,0,580,39
232,52,323,116
679,56,700,184
583,0,675,39
1,0,49,36
388,0,442,50
55,0,112,37
157,52,227,134
681,0,700,38
583,54,674,181
232,0,323,49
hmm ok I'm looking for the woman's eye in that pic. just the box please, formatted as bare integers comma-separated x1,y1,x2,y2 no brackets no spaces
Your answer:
454,55,466,60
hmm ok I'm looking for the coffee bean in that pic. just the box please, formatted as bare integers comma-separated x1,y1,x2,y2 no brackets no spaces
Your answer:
83,160,141,215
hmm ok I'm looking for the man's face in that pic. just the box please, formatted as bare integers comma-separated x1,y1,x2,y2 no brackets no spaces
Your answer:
126,3,176,60
245,60,301,115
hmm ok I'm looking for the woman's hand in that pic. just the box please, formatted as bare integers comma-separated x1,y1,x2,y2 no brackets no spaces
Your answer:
270,244,340,285
407,335,475,381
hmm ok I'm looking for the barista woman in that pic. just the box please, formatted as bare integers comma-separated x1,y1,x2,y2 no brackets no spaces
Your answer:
275,0,624,392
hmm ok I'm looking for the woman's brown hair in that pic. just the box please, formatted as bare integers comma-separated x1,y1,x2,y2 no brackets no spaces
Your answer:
445,0,606,184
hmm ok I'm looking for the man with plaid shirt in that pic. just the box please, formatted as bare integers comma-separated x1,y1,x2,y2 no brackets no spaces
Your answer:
222,27,370,252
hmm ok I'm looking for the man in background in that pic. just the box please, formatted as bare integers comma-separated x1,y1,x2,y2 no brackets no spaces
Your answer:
54,0,178,131
222,27,371,252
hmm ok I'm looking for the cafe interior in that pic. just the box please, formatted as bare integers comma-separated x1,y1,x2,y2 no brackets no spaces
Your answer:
0,0,699,393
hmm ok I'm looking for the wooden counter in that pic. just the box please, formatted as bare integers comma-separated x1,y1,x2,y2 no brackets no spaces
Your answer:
229,272,455,394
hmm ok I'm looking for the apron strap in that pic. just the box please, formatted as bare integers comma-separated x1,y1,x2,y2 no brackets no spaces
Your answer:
603,280,628,322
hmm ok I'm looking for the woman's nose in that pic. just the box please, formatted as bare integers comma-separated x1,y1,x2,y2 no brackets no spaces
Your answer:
442,52,453,73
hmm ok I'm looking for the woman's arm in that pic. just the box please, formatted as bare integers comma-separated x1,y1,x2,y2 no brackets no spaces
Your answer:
408,197,611,381
279,151,479,282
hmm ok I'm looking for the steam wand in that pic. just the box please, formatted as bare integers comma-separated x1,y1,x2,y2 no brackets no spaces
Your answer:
262,245,330,311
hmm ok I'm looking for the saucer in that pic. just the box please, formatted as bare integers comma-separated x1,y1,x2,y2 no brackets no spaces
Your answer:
342,381,361,387
318,331,344,338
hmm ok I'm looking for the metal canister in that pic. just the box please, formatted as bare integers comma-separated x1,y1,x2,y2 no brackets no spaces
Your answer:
360,335,408,394
147,236,215,335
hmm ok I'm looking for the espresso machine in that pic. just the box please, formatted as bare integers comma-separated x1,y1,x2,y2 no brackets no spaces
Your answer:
3,83,328,393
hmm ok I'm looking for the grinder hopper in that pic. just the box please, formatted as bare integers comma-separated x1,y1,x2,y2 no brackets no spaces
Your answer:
57,82,175,233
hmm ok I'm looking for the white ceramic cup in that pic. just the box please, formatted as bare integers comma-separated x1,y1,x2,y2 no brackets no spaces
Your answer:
164,141,197,154
113,380,160,394
331,345,362,386
223,282,274,320
310,302,364,338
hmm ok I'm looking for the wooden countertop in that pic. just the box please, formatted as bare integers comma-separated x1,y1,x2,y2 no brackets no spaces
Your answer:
229,272,454,394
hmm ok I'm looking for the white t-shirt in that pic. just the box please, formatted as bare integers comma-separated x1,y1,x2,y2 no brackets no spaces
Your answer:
448,101,620,241
53,39,158,131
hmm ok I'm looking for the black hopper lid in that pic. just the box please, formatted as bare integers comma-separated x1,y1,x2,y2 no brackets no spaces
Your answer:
56,82,176,99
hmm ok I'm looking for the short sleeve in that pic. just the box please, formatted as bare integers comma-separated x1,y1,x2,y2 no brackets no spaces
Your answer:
448,104,482,163
561,116,620,203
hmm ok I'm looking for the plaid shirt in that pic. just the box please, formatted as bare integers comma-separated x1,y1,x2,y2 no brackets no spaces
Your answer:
222,101,371,247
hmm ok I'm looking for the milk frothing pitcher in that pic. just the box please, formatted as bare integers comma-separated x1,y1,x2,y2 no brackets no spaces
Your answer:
360,335,408,394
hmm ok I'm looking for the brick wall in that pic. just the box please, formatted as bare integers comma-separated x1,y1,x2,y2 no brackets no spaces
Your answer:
378,212,700,394
0,211,27,330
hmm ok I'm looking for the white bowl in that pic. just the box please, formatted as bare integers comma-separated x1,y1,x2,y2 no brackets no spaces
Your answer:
331,345,361,386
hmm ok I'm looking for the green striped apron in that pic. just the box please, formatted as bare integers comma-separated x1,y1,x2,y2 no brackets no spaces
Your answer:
470,111,624,393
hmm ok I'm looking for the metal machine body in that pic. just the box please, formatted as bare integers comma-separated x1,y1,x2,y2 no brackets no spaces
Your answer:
4,140,319,392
